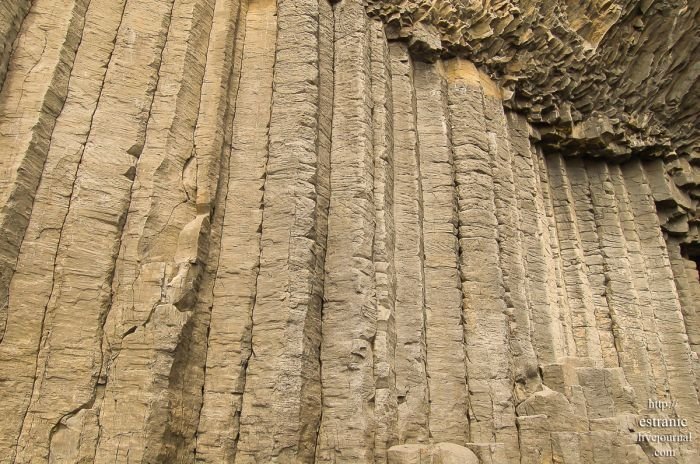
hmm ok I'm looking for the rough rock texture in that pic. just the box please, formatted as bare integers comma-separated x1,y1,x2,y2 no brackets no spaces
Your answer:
0,0,698,463
387,442,479,464
366,0,699,155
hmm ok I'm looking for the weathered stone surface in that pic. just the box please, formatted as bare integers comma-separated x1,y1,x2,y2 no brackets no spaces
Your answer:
387,443,479,464
366,0,699,160
390,41,430,445
446,58,519,462
370,19,399,464
233,0,330,461
316,1,376,462
387,444,429,464
0,0,128,459
0,1,698,463
0,0,31,92
0,0,89,346
414,59,468,445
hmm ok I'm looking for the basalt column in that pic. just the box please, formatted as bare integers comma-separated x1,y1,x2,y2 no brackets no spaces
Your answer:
0,1,698,463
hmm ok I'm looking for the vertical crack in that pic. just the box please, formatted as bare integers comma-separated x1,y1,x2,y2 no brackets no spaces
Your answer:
90,0,178,454
409,52,430,439
313,0,335,458
224,0,276,458
11,0,123,458
155,0,217,458
193,0,246,457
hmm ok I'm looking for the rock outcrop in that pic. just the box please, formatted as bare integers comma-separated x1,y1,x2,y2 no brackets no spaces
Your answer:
0,0,697,463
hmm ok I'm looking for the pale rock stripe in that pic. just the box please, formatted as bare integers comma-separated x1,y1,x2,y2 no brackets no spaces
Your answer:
316,0,376,461
505,112,550,386
414,59,468,444
234,0,330,461
197,0,275,460
389,42,430,444
565,157,620,369
445,59,517,460
543,153,603,362
369,19,398,464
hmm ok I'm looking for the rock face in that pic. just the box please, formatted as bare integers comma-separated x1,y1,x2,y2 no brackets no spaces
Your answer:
387,443,479,464
0,1,698,463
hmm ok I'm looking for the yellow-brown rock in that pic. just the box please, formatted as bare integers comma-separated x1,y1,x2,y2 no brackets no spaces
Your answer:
0,1,698,463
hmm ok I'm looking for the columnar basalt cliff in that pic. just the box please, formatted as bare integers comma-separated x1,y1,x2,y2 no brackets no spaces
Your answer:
0,0,698,463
